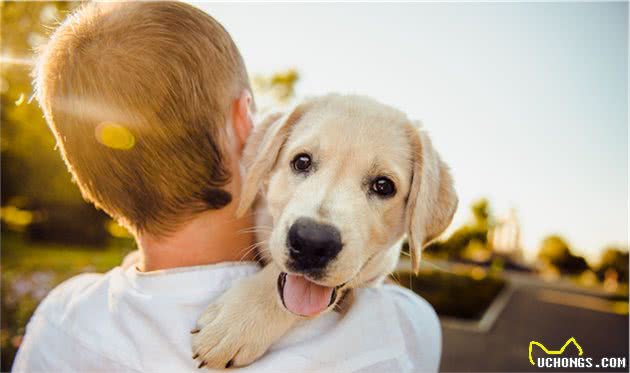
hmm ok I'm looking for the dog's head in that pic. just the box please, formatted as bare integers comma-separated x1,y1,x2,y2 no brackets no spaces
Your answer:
237,94,457,316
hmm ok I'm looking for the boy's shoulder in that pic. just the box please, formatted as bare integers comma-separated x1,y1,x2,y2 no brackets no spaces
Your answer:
33,269,119,324
355,285,442,372
12,268,141,372
356,285,441,360
363,283,439,316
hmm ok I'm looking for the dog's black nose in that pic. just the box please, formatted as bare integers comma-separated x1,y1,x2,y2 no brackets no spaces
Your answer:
287,217,342,271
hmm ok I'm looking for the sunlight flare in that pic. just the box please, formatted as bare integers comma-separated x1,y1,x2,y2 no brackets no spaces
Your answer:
15,93,26,106
0,54,35,67
95,122,135,150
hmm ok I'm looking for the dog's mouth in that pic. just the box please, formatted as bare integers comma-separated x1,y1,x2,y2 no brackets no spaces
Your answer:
277,272,342,317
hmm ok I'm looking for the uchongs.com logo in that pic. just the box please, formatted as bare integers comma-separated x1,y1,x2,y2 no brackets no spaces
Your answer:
528,337,627,369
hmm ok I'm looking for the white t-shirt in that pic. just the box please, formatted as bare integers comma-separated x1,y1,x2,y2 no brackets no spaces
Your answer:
12,262,441,372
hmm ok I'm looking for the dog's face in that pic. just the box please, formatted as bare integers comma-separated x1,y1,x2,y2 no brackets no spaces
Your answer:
263,100,413,287
237,94,457,316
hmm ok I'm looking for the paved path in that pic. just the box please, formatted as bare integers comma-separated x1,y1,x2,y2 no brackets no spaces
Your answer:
440,285,629,372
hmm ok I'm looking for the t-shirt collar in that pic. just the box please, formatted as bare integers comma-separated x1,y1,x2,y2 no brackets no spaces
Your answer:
125,261,260,295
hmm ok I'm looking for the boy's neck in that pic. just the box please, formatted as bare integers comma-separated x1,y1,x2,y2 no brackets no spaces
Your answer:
136,204,257,272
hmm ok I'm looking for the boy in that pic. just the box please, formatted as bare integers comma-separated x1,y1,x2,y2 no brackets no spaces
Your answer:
13,2,441,372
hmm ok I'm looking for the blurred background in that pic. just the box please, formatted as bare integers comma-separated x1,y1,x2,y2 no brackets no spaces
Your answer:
1,2,628,372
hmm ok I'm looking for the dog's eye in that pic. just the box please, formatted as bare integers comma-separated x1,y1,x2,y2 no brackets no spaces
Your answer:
291,153,312,173
371,177,396,197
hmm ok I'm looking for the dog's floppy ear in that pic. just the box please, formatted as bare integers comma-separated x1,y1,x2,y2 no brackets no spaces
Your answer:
405,123,458,273
236,101,313,217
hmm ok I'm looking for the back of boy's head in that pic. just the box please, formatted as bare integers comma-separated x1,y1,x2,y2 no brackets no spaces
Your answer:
35,2,252,236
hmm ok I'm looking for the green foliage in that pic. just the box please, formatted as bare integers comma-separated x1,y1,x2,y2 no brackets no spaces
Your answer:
424,198,491,260
597,247,629,283
394,269,506,319
1,2,113,246
538,235,590,275
252,68,299,105
470,198,491,229
424,225,487,260
1,2,81,206
538,235,570,259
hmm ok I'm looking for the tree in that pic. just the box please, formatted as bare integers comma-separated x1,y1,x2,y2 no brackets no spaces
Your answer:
471,198,491,229
597,247,629,283
252,68,299,105
537,235,589,275
2,2,82,206
423,198,492,260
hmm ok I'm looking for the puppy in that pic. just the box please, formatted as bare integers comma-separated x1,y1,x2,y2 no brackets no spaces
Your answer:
192,94,457,368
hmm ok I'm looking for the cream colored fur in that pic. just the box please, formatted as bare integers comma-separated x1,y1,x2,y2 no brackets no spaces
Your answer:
192,94,457,368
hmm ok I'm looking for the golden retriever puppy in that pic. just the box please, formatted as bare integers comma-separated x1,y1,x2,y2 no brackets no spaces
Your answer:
191,94,457,368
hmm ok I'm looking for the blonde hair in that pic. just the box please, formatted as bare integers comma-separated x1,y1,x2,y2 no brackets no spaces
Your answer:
35,1,252,235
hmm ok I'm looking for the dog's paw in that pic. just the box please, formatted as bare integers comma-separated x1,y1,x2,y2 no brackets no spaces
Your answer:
191,300,270,369
191,266,299,369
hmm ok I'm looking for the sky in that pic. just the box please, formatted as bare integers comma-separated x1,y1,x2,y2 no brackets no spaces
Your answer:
194,2,628,262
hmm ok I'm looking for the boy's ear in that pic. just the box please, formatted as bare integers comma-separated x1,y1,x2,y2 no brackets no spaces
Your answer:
405,122,458,273
231,90,254,152
236,100,313,217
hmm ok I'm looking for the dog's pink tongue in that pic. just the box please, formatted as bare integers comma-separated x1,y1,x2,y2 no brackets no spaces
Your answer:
283,274,333,317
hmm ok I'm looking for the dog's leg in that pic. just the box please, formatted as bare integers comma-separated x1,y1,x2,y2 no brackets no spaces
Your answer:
191,264,301,368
